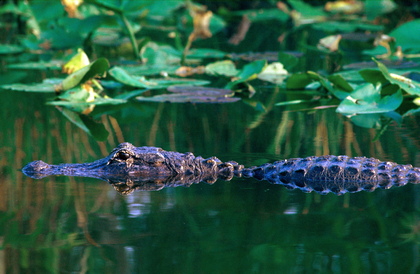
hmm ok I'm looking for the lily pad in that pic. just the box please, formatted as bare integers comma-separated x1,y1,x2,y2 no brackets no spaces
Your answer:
0,44,25,54
257,62,288,85
205,60,238,77
226,60,267,89
7,61,63,70
109,66,210,89
136,94,240,103
0,81,57,93
337,83,403,114
137,86,239,104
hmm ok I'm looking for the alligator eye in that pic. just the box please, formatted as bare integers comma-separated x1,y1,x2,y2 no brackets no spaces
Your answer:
116,151,131,160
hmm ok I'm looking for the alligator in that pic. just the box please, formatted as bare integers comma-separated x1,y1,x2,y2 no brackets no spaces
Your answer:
22,142,420,195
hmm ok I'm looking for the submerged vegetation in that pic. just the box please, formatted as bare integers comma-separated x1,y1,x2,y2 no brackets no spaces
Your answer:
1,0,420,140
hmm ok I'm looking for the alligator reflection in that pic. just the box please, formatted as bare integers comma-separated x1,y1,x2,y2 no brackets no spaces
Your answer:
22,142,420,195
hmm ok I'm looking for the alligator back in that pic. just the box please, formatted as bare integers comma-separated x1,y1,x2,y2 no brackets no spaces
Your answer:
241,155,420,195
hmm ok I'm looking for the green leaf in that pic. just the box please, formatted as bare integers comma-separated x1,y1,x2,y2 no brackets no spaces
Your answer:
327,74,353,92
359,69,387,84
312,21,383,32
374,59,420,95
237,60,267,80
187,48,226,59
278,52,298,71
233,8,289,22
61,58,110,91
337,83,403,114
286,73,313,89
389,19,420,53
0,82,56,93
8,61,63,70
110,66,210,89
58,107,109,141
109,66,150,88
350,114,382,128
0,44,25,54
205,60,238,77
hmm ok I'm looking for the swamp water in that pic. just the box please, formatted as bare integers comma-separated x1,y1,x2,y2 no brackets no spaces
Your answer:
0,87,419,273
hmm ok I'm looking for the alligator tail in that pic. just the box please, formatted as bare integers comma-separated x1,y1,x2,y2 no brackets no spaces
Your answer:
241,155,420,195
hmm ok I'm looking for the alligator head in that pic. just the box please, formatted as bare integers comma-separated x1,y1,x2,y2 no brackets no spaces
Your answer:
22,142,243,193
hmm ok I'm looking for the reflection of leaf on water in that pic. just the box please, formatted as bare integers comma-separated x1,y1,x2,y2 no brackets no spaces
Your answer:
58,107,109,141
136,86,240,103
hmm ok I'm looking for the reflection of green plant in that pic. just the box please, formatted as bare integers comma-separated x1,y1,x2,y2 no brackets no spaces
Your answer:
400,213,420,245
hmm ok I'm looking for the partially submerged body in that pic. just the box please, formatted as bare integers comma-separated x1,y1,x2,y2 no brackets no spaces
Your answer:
23,142,420,195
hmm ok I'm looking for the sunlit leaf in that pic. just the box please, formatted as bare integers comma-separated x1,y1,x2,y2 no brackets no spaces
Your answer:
324,0,363,14
337,83,403,114
374,59,420,95
257,62,288,85
61,58,109,91
62,48,90,74
205,60,238,77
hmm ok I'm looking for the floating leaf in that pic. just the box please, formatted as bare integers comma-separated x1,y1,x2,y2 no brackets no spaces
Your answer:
337,83,403,114
186,48,226,59
137,85,239,103
0,44,25,54
48,97,126,106
167,85,233,95
237,59,267,80
205,60,238,77
109,66,151,88
0,80,56,93
136,94,240,103
7,61,63,70
109,66,210,89
61,58,110,91
257,62,288,85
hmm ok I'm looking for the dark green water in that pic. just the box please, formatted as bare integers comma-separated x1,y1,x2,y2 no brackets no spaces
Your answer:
1,86,419,273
